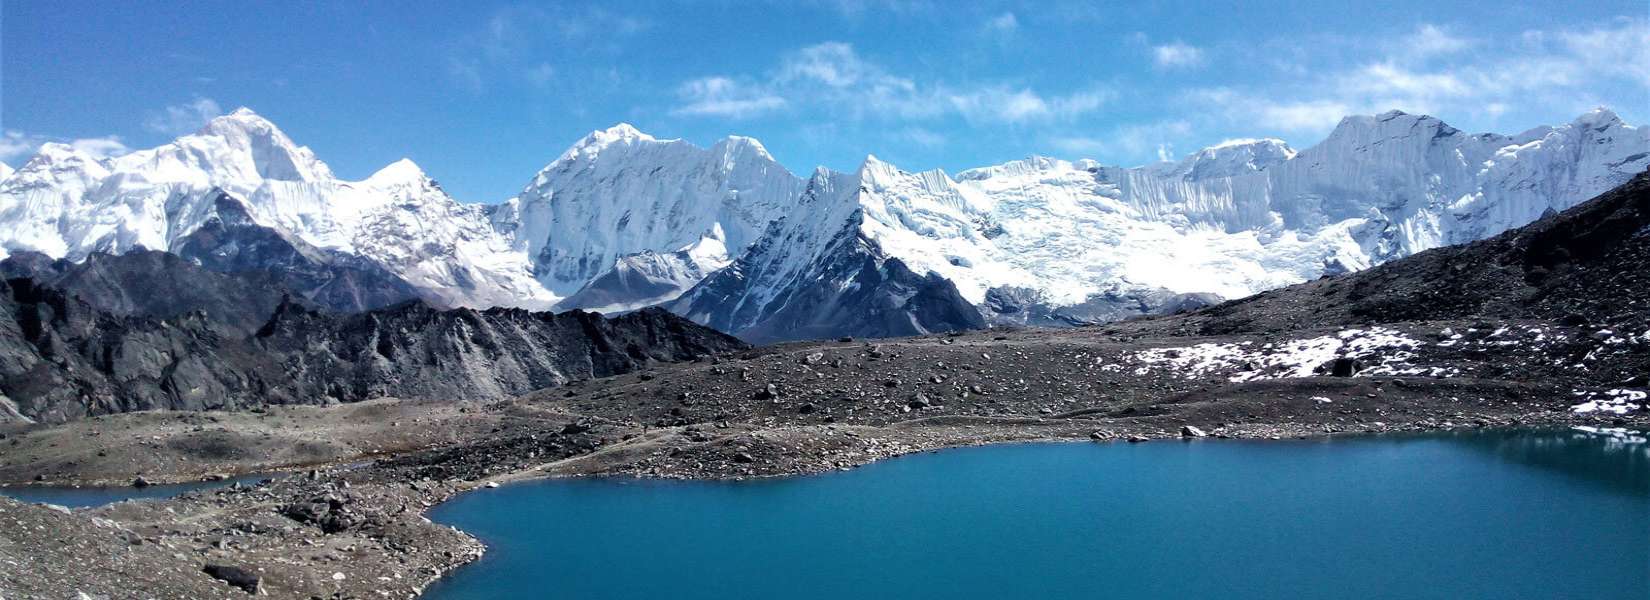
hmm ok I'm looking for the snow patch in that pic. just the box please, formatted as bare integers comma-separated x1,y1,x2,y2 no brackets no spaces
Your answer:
1129,327,1436,382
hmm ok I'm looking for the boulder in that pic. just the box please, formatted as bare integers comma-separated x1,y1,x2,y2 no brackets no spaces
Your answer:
202,564,260,594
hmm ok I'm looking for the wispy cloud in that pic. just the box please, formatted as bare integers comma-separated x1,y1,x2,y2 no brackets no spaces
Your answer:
983,12,1018,36
671,77,787,118
805,0,935,18
1151,42,1205,69
1184,18,1650,134
676,42,1109,125
0,130,130,163
896,127,947,148
143,97,223,136
446,5,649,94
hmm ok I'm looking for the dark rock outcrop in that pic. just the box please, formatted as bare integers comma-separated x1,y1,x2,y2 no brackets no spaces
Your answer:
673,214,985,344
1145,169,1650,337
0,275,745,424
983,285,1222,327
1,249,305,334
174,191,422,312
202,564,261,594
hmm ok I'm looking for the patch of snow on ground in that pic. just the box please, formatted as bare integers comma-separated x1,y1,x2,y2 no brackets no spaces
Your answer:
1571,389,1647,414
1129,327,1433,382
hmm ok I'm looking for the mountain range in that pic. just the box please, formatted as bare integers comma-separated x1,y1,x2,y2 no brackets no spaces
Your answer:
2,108,1644,342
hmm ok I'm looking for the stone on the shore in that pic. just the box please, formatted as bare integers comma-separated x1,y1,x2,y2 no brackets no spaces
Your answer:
202,564,260,594
1181,426,1208,438
1330,357,1360,377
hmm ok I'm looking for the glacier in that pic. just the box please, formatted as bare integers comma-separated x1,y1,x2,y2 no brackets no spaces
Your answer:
1,107,1644,341
0,108,553,309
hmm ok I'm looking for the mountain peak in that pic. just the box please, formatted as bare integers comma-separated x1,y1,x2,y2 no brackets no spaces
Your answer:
12,142,111,187
551,123,660,167
1574,107,1623,129
586,122,654,145
857,154,902,181
173,107,334,183
366,158,427,186
712,134,774,162
1168,137,1298,180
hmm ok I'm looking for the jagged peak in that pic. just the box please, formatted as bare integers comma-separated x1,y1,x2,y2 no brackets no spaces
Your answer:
711,134,775,162
133,106,339,183
579,122,656,146
955,156,1069,181
1202,137,1293,152
1328,109,1460,142
1573,107,1623,129
548,122,665,168
366,158,427,185
20,143,108,171
199,106,280,137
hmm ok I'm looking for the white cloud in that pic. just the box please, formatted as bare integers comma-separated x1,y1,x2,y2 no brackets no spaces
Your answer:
0,131,35,163
143,97,223,136
897,127,946,147
448,5,648,93
1400,24,1471,60
947,86,1105,123
683,42,1107,124
1152,42,1205,69
1551,17,1650,83
1184,18,1649,135
70,136,131,159
808,0,934,18
984,12,1018,35
671,77,787,118
0,130,130,163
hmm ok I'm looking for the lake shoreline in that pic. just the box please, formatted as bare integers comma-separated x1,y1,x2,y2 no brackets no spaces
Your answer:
2,323,1647,598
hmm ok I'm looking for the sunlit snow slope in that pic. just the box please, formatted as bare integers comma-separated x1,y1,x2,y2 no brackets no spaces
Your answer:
1,108,1644,340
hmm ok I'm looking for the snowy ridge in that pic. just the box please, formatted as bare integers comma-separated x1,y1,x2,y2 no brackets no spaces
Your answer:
497,123,804,298
0,109,552,309
1,108,1644,340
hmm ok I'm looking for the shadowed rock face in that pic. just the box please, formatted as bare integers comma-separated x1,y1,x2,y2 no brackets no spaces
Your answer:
0,249,304,334
983,286,1223,327
734,256,986,345
173,192,422,313
0,276,746,424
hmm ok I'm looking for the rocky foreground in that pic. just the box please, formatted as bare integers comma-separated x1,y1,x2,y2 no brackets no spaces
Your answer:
1,317,1646,599
1,173,1647,598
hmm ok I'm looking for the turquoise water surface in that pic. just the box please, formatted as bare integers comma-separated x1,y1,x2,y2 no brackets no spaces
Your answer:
423,429,1648,599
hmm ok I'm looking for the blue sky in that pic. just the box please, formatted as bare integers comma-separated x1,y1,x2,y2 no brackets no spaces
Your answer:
3,1,1646,203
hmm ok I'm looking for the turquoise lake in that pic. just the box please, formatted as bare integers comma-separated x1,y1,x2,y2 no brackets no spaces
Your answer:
426,429,1648,599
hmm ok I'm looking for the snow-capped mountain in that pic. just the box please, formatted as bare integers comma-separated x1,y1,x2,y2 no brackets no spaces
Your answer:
1,107,1643,342
0,108,552,309
669,109,1646,335
493,123,804,309
668,163,987,342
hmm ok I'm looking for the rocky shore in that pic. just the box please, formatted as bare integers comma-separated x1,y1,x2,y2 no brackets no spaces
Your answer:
2,318,1644,599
